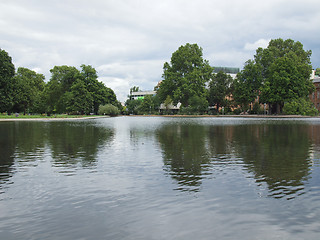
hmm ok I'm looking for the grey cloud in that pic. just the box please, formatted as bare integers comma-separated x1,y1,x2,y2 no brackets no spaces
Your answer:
1,0,320,102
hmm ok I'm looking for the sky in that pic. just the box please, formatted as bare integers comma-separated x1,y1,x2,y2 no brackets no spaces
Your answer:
1,0,320,102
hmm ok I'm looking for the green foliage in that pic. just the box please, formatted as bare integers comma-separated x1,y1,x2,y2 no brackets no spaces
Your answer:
283,98,318,116
187,95,208,114
125,99,143,114
250,102,264,114
13,67,45,114
157,43,214,107
45,65,118,114
234,38,314,114
315,68,320,76
125,95,160,115
0,48,15,112
208,71,233,110
66,80,93,114
259,39,313,113
0,49,119,115
233,60,262,110
98,104,120,116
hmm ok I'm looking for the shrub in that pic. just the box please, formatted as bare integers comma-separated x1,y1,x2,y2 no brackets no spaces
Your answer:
98,104,120,116
283,98,319,116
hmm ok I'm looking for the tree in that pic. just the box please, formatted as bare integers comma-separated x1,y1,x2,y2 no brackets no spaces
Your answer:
80,64,117,114
66,79,93,114
139,95,154,114
46,65,81,113
125,99,143,115
157,43,214,107
13,67,45,115
0,49,15,112
233,60,262,111
257,39,313,114
45,64,118,114
315,68,320,76
208,71,233,111
98,104,119,116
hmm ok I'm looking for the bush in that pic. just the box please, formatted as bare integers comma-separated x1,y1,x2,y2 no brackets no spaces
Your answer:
249,102,264,114
98,104,120,116
283,98,319,116
233,108,242,115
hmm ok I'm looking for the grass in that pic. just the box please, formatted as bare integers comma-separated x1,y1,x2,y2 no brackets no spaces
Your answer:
0,113,101,119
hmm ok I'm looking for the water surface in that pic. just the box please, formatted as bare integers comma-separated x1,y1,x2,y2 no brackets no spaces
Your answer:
1,116,320,239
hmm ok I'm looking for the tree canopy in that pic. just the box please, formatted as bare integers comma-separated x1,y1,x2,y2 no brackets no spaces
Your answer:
157,43,214,107
234,38,314,114
0,49,15,112
208,71,233,111
0,49,119,115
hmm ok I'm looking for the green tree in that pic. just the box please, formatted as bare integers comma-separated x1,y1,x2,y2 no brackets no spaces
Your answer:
46,65,81,113
256,38,313,114
98,104,120,116
283,98,318,116
157,43,214,107
188,94,208,114
315,68,320,76
208,71,233,111
0,49,15,113
80,64,117,114
125,99,143,115
66,79,93,114
13,67,45,115
45,65,118,114
233,60,262,111
138,95,155,114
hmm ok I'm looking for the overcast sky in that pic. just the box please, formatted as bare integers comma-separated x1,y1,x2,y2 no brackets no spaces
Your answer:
1,0,320,102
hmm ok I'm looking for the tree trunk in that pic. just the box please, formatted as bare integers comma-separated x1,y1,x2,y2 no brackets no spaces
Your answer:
276,103,281,115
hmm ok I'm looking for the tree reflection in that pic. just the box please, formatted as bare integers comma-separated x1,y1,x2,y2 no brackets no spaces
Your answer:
0,121,114,185
230,124,312,199
0,123,16,187
156,120,314,199
47,122,114,169
156,123,211,192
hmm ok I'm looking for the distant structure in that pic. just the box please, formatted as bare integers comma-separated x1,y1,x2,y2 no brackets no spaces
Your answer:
130,90,156,100
310,70,320,111
213,66,240,79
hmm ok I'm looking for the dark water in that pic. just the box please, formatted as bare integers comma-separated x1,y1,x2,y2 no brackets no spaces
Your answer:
1,117,320,239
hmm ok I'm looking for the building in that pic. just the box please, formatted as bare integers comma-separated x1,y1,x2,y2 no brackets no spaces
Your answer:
130,90,156,100
310,70,320,111
213,66,240,79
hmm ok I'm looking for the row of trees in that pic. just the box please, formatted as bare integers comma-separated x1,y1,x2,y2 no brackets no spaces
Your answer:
0,49,120,115
126,39,318,115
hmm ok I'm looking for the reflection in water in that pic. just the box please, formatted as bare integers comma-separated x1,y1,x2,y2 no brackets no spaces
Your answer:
232,124,312,200
1,117,320,239
47,122,114,170
156,120,314,199
0,123,16,188
157,123,211,192
0,121,114,180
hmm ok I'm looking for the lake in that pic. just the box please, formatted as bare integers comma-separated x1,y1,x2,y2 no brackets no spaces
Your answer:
1,116,320,239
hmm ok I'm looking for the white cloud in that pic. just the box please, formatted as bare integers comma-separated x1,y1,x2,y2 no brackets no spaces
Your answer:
244,39,270,51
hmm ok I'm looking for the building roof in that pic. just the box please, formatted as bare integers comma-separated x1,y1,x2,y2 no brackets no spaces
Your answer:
131,91,156,96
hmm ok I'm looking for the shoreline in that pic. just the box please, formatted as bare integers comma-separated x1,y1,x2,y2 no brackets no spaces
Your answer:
0,116,110,122
1,114,319,121
127,114,320,118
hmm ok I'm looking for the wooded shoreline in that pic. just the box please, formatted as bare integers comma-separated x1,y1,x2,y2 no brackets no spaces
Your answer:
1,114,319,121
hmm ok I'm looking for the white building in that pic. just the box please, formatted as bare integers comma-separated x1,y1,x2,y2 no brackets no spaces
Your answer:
130,91,156,100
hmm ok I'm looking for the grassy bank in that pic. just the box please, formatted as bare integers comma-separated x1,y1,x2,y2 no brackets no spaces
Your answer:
0,114,102,119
